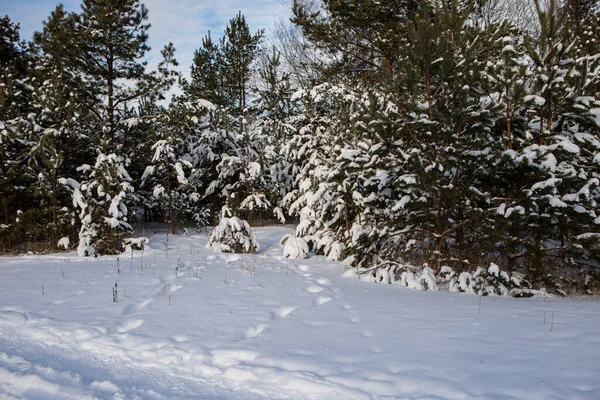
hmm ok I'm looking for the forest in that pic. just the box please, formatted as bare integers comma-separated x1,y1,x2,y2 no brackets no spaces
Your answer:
1,0,599,296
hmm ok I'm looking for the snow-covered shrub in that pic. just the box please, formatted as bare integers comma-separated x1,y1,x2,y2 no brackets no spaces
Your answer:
397,266,438,291
437,266,456,283
368,262,438,291
365,261,532,296
280,234,309,259
57,237,70,250
124,237,149,251
446,264,530,296
69,153,134,256
207,206,259,253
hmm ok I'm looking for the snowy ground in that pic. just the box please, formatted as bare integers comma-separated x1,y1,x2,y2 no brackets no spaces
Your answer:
1,226,599,400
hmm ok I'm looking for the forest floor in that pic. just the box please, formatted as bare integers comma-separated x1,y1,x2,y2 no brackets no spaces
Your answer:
1,226,599,399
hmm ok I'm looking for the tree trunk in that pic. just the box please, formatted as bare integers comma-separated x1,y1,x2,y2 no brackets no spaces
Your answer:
424,68,433,119
106,49,114,151
506,100,513,150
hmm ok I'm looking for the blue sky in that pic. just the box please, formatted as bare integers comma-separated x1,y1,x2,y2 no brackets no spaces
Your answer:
2,0,291,76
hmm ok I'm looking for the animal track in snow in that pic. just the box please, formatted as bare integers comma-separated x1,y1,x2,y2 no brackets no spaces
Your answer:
117,319,144,333
121,298,152,315
316,277,330,285
244,324,268,339
305,285,324,294
314,296,333,306
171,335,190,343
271,306,296,320
210,349,258,368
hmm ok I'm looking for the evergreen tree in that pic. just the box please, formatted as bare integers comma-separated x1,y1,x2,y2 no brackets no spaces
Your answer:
255,47,294,141
220,12,264,115
0,15,33,250
74,0,151,150
187,32,225,106
292,0,420,82
0,15,27,73
565,0,598,43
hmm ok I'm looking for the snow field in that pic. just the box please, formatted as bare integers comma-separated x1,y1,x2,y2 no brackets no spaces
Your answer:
0,226,599,399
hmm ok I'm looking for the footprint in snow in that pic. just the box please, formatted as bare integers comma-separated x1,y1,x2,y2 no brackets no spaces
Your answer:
211,349,258,368
348,316,360,323
117,319,144,333
271,306,296,320
121,298,151,315
342,304,353,310
171,335,190,343
316,277,330,285
244,324,268,339
314,296,333,306
305,285,324,293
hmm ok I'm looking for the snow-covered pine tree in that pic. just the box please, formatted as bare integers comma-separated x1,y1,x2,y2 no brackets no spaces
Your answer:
72,151,134,256
207,205,259,253
0,15,37,251
140,110,193,235
251,47,296,223
337,90,404,270
53,0,179,255
186,32,225,107
283,83,356,260
18,6,99,251
495,0,600,286
291,0,420,82
220,11,264,116
385,0,507,271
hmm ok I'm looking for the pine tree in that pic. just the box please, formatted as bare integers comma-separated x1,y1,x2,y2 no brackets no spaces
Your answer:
139,104,193,235
73,0,151,151
565,0,598,43
207,205,259,253
187,32,225,106
0,15,34,250
255,47,294,140
220,12,264,115
41,0,179,255
0,15,27,73
291,0,420,82
20,7,100,250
